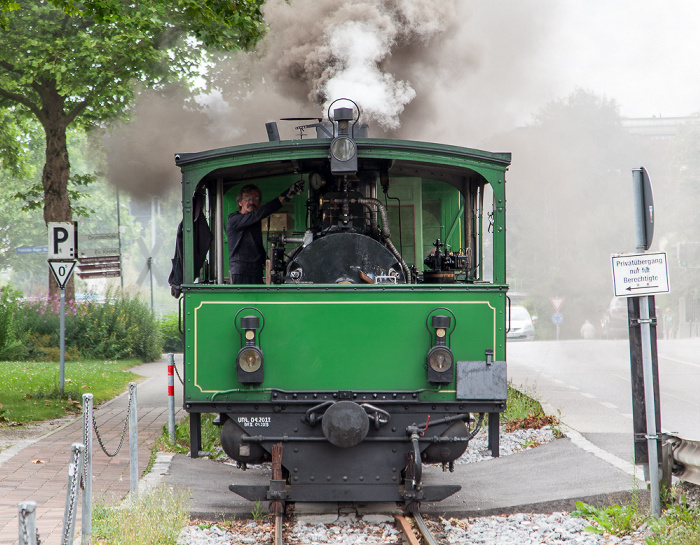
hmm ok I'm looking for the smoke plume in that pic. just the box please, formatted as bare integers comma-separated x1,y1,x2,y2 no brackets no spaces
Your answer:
264,0,456,130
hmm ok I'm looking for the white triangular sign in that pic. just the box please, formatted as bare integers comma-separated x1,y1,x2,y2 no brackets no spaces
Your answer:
49,260,77,289
550,297,564,312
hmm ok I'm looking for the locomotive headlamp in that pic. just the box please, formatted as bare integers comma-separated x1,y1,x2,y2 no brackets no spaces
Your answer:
426,314,454,384
237,315,264,384
331,137,356,162
329,104,358,174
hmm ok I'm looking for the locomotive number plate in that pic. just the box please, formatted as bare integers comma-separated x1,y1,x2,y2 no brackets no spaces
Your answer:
237,416,271,427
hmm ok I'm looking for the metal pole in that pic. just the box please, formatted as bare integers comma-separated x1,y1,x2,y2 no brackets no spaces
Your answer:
632,168,661,516
81,394,93,544
640,295,661,516
61,443,85,545
129,382,139,499
168,354,176,444
18,501,37,545
116,188,124,291
149,257,154,313
59,287,66,394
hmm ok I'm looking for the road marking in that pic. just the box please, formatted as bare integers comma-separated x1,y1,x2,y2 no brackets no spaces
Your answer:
660,355,700,370
600,401,618,410
581,392,596,399
563,427,645,485
622,413,633,419
567,385,580,391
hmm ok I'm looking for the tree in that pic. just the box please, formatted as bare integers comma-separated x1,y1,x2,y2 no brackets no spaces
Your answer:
489,89,658,338
0,0,266,296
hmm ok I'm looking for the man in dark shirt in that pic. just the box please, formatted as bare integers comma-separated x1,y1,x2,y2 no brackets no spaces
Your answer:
226,181,304,284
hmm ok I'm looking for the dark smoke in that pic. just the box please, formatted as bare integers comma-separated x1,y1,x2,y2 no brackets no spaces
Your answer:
101,0,471,198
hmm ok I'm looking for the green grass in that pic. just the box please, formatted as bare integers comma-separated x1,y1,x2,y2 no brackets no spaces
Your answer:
503,382,545,422
0,359,140,424
573,488,700,545
154,413,223,459
92,483,190,545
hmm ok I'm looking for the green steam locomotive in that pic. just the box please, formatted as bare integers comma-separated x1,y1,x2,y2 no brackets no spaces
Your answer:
173,100,510,511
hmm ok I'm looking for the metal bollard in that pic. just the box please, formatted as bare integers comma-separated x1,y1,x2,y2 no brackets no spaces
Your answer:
129,382,139,499
61,443,85,545
82,394,93,545
18,501,37,545
168,353,176,444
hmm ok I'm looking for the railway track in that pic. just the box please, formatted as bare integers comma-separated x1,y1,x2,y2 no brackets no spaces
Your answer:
270,510,438,545
395,513,439,545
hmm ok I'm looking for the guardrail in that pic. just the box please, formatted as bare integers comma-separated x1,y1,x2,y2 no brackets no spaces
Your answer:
668,435,700,486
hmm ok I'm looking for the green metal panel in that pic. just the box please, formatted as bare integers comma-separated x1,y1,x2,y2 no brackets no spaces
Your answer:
183,286,506,402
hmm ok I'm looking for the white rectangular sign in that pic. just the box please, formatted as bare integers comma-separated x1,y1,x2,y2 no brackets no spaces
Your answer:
48,222,77,259
611,252,670,297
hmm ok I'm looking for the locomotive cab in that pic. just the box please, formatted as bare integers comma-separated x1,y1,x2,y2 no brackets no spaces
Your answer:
174,100,510,510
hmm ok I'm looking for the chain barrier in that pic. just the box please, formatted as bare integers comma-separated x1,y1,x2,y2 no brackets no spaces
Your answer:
174,361,184,385
92,387,132,457
19,506,29,545
18,501,40,545
82,396,91,488
61,444,84,545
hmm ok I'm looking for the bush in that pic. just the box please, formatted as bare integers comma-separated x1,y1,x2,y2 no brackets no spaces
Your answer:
0,285,23,358
158,312,183,353
70,290,163,361
9,288,163,362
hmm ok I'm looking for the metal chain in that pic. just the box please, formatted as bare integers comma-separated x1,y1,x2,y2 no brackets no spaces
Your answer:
19,505,41,545
173,362,184,385
81,398,90,488
92,389,132,457
61,453,80,545
19,506,29,545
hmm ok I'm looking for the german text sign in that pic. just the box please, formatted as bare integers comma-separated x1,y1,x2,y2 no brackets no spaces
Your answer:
611,252,670,297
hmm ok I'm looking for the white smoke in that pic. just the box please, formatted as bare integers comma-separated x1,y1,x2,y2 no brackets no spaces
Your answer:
266,0,456,130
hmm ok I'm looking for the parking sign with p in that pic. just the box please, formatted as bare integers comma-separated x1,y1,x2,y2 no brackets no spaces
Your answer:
48,222,78,259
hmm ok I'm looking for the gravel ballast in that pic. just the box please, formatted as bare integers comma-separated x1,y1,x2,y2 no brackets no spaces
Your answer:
176,425,653,544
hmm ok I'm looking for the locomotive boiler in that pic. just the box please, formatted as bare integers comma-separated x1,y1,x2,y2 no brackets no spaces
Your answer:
173,99,511,511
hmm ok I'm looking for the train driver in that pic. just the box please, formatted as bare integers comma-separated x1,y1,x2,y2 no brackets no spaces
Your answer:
226,181,304,284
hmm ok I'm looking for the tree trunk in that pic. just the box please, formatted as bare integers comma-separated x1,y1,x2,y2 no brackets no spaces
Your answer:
39,84,74,301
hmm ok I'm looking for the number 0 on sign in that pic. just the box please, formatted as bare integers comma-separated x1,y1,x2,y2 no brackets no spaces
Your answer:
49,260,77,290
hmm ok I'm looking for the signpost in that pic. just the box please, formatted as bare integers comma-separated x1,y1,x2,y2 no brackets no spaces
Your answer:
549,297,565,340
78,233,122,281
48,222,78,260
48,223,78,395
16,246,48,254
613,167,666,517
77,255,121,279
611,252,670,297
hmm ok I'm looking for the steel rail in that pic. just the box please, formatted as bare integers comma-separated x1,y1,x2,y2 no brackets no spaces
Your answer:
395,513,438,545
413,513,438,545
274,513,284,545
394,515,421,545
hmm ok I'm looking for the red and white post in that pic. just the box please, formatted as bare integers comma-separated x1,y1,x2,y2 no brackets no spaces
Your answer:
167,353,176,443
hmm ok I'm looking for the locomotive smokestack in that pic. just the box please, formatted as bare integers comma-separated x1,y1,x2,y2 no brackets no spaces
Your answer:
266,122,281,142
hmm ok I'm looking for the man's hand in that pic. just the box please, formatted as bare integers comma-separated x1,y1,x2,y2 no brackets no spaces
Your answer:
282,180,305,202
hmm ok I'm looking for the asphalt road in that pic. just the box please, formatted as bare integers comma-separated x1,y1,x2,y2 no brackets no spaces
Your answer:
507,338,700,463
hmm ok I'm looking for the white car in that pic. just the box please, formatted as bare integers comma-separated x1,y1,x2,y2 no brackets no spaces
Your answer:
507,305,536,341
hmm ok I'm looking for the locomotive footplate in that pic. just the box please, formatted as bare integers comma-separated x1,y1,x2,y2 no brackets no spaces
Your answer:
229,483,461,503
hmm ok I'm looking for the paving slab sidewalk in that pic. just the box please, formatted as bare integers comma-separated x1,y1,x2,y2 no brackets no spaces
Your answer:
0,355,182,545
